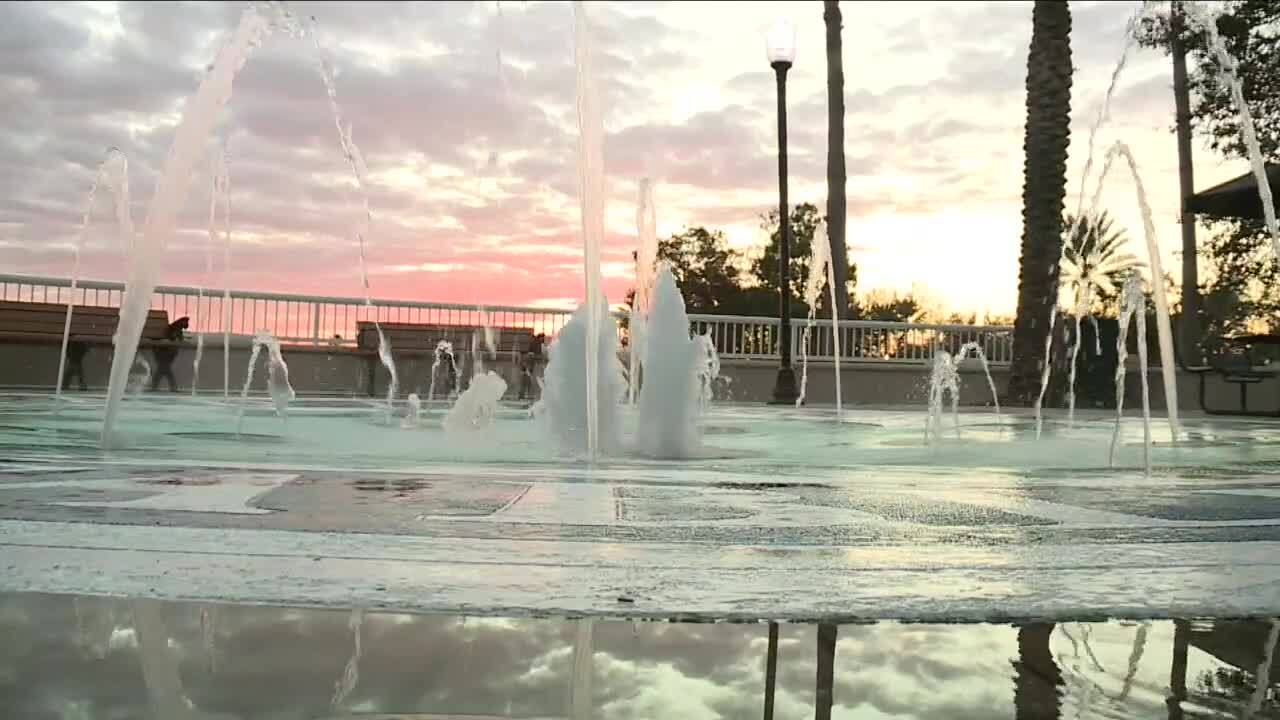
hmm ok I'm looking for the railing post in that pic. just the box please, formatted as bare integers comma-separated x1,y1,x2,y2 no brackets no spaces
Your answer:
312,303,322,346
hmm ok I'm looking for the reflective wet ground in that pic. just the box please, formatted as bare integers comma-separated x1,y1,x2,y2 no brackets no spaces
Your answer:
4,394,1280,717
1,592,1276,719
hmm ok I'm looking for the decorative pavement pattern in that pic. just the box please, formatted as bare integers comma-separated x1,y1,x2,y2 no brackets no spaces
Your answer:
3,456,1280,621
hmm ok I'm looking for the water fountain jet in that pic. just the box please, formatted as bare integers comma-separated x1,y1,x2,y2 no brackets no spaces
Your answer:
100,7,270,447
635,264,710,459
55,148,131,406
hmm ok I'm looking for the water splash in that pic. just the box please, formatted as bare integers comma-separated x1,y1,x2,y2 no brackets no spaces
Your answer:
636,264,709,459
402,392,422,428
127,356,152,396
470,330,485,378
199,605,217,674
427,340,458,403
1033,306,1058,440
1065,284,1093,428
56,148,130,405
1116,622,1149,702
193,148,230,397
101,7,270,447
265,335,295,418
444,371,507,433
955,340,1002,424
629,178,658,405
235,331,293,434
302,13,400,419
1036,8,1143,437
1178,2,1280,262
1074,10,1142,223
220,151,234,401
480,307,497,357
796,221,843,412
331,608,364,709
1043,140,1182,442
925,350,960,444
1102,142,1180,439
573,0,606,461
1110,274,1151,473
695,330,721,412
542,298,625,457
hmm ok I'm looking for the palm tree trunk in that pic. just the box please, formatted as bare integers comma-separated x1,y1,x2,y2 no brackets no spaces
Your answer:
1007,0,1073,404
1171,1,1200,364
824,0,850,318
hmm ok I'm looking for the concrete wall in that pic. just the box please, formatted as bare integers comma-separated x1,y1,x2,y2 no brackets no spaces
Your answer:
0,339,1271,413
0,340,532,399
710,358,1004,406
713,357,1274,413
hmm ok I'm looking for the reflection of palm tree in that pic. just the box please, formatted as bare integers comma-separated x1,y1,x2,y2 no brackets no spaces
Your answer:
1060,211,1144,315
1013,622,1062,720
1168,620,1188,720
815,623,837,720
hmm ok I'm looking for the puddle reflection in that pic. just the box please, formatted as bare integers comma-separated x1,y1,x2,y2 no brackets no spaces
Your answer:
0,593,1277,719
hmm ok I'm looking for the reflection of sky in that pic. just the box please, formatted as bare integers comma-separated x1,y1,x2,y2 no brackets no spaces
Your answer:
0,593,1275,719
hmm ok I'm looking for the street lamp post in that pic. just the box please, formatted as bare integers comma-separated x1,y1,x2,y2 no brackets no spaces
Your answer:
767,22,799,405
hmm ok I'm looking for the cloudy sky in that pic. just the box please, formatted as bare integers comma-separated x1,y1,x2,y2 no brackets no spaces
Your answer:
0,1,1249,316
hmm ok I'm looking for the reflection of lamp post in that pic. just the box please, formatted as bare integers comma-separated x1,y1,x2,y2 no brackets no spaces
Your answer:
767,21,799,404
763,621,779,720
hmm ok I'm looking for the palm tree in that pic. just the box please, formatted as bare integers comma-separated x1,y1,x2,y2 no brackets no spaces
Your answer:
1007,0,1074,405
824,0,850,319
1060,211,1144,316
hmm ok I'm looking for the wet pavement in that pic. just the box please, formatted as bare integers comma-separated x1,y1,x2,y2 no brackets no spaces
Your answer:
3,454,1280,622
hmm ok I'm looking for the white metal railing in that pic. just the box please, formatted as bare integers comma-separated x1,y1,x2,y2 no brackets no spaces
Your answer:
0,273,577,347
686,314,1013,364
0,273,1013,364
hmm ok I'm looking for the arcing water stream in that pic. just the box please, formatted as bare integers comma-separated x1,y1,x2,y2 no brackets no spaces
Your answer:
796,222,842,413
55,148,131,407
101,7,271,446
573,0,606,461
102,4,407,444
192,148,230,398
629,178,658,406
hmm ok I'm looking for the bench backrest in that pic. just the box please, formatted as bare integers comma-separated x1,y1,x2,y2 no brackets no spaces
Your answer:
356,321,535,354
0,301,171,340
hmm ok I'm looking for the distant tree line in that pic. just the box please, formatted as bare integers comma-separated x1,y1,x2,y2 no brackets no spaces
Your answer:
627,202,930,323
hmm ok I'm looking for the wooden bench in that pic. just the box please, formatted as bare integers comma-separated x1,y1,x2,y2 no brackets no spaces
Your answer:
0,301,174,390
355,321,537,397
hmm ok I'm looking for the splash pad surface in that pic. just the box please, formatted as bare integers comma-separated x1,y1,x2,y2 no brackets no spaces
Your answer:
2,393,1280,622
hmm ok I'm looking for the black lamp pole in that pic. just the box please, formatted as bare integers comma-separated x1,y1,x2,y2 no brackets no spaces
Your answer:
770,58,798,404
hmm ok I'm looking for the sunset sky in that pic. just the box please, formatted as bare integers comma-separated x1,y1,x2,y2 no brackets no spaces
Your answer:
0,0,1251,316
